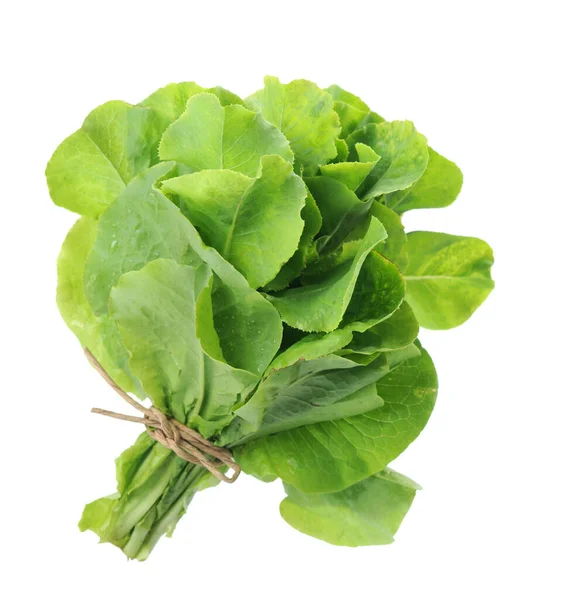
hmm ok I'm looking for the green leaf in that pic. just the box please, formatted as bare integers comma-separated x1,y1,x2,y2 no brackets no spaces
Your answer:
158,93,293,177
235,345,437,493
246,76,341,168
383,343,422,368
346,301,420,354
139,81,244,132
325,85,383,137
263,191,323,292
306,176,375,255
231,354,389,440
344,199,409,271
267,329,355,373
280,468,419,546
84,163,282,376
46,101,160,217
110,259,258,433
266,218,387,332
340,250,405,331
347,121,429,199
319,143,379,191
162,155,307,289
336,343,420,369
405,231,494,329
85,162,194,315
369,202,409,271
56,217,142,395
386,147,463,213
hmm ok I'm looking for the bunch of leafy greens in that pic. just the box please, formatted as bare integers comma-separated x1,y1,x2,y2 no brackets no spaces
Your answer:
47,77,494,560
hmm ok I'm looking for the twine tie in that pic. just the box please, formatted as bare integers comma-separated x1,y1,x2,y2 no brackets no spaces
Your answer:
84,349,240,483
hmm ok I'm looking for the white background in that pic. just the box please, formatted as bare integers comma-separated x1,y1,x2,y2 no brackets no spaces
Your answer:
2,1,575,598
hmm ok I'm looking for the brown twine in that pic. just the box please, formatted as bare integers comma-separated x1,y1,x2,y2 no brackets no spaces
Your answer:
83,348,240,483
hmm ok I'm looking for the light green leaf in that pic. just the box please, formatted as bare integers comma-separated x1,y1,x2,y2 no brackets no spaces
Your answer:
235,345,437,493
110,259,258,433
319,143,379,191
78,101,161,181
139,81,206,130
266,218,387,332
347,121,429,199
332,139,349,163
347,301,419,354
46,101,160,217
162,155,307,289
263,192,322,292
56,217,141,395
246,76,341,168
325,85,383,137
356,141,383,162
206,86,246,107
139,81,244,132
158,93,292,177
405,231,494,329
280,468,419,546
386,147,463,213
85,163,282,376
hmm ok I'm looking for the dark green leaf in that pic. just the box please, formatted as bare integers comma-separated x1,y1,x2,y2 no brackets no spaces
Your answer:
235,345,437,493
306,175,375,255
263,191,323,291
266,218,386,332
346,301,420,354
230,354,389,442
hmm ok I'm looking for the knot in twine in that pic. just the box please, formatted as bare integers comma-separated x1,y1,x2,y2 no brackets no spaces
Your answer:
84,349,240,483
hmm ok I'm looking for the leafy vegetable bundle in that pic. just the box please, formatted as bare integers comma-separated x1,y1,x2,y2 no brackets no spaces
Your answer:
47,77,494,560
